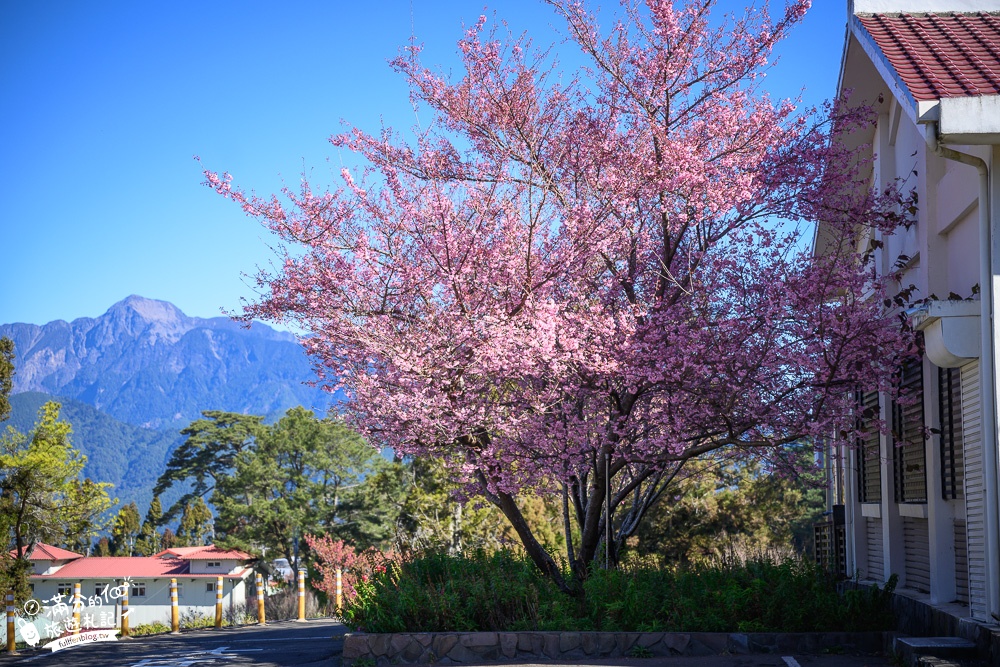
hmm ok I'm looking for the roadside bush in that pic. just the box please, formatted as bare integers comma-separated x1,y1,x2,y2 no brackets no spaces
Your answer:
264,586,324,620
180,609,218,629
225,600,256,626
344,549,563,632
130,621,171,636
344,550,897,634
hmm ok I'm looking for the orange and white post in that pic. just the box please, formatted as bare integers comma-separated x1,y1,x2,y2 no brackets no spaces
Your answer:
170,578,179,633
255,573,266,626
214,576,223,629
335,567,342,616
72,583,81,634
121,584,130,638
6,590,15,654
296,568,306,621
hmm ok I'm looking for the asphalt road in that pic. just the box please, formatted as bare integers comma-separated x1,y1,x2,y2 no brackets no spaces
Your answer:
0,618,344,667
0,622,901,667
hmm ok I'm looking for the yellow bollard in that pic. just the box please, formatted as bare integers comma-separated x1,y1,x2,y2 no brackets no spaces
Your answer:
6,590,15,654
121,584,130,638
255,573,266,626
296,569,306,622
215,576,223,629
72,583,81,634
335,567,342,616
170,578,179,633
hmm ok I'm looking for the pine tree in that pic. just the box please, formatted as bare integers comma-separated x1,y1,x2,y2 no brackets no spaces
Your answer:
177,497,213,546
110,502,141,555
135,495,164,555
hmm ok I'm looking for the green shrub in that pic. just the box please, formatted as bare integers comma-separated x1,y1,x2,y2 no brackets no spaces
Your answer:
130,621,171,636
180,609,220,629
343,550,896,634
344,549,564,632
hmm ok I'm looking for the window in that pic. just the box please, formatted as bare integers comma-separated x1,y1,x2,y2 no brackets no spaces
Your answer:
206,582,216,592
94,583,106,598
57,583,72,596
856,390,882,503
893,357,927,503
130,582,146,598
938,367,964,500
206,561,221,568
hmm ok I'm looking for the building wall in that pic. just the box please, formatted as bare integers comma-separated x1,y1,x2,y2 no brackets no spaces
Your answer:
188,558,243,575
838,26,998,623
27,576,250,630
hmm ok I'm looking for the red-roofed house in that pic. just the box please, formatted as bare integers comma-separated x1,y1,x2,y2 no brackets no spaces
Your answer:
18,543,254,629
9,543,83,575
815,0,1000,638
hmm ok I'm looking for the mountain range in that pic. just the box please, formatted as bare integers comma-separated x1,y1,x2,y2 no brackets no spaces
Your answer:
1,295,337,512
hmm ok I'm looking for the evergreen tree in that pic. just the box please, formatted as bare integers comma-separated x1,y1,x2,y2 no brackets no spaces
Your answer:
111,502,141,555
212,407,388,561
95,536,111,556
177,497,213,546
0,337,13,423
135,495,164,555
1,401,114,597
161,527,177,549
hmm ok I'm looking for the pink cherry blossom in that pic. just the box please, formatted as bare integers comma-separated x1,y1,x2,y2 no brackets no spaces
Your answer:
204,0,914,594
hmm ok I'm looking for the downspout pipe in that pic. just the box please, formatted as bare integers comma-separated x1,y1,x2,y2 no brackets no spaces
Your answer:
924,123,1000,623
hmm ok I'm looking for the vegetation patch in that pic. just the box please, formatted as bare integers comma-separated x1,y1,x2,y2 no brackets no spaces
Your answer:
129,621,171,636
344,550,896,634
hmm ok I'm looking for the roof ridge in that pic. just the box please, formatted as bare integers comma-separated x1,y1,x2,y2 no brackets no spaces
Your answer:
857,11,1000,18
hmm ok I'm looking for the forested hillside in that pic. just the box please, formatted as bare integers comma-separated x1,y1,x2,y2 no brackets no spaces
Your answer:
7,392,185,512
1,295,339,516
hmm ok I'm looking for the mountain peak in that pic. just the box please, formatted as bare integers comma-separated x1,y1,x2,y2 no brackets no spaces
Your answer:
112,295,186,322
104,295,191,342
0,296,331,430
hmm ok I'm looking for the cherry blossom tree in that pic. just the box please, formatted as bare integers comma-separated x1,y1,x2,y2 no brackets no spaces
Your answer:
204,0,914,595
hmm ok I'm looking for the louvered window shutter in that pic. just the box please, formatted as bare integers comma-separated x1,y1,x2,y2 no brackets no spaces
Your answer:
856,389,881,503
938,366,964,500
893,359,926,503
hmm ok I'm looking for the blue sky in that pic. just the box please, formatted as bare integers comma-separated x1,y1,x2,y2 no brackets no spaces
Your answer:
0,0,847,328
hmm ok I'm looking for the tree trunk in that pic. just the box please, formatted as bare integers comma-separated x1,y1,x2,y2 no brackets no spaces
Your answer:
476,471,580,596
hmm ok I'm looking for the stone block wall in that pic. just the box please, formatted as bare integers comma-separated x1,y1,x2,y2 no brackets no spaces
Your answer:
341,630,887,666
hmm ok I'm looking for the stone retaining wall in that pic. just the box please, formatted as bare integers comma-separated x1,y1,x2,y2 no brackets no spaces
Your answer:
341,630,888,666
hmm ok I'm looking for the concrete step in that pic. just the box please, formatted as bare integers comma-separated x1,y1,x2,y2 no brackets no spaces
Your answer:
893,636,978,667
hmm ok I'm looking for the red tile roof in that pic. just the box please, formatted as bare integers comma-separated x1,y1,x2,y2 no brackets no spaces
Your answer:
8,543,84,561
156,545,254,560
35,557,189,579
857,12,1000,101
32,556,253,580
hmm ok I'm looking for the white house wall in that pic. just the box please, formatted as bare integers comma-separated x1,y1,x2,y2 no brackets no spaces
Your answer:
838,15,998,619
26,577,249,631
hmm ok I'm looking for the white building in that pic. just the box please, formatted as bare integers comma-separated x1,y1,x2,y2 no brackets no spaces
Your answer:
815,0,1000,639
10,543,254,633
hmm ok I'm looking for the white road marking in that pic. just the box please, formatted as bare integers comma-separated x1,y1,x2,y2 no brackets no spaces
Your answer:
782,656,802,667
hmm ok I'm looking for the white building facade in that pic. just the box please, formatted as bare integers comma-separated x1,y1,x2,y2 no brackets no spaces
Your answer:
8,544,254,636
817,0,1000,632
